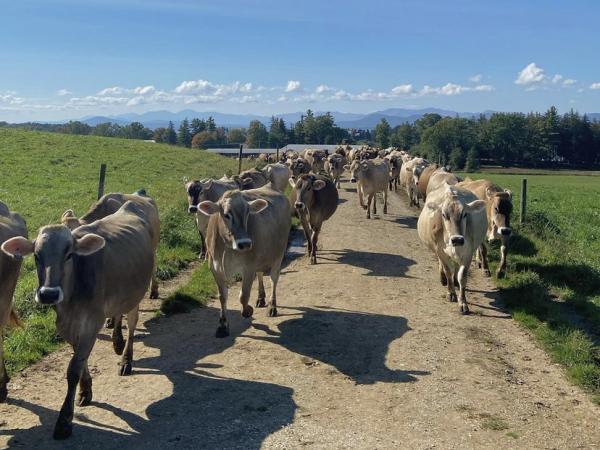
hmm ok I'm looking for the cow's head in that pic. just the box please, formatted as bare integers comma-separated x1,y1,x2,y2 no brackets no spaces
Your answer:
197,190,268,252
487,188,513,239
61,210,82,231
289,175,326,211
185,179,212,214
1,225,105,306
290,158,309,178
427,189,486,248
346,160,369,183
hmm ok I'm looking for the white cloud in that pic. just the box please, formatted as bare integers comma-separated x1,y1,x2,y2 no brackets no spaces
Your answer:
469,74,483,83
515,63,546,86
97,86,128,96
285,80,302,93
56,89,72,96
551,74,563,84
0,93,25,105
133,85,156,95
315,84,333,94
590,82,600,90
563,79,577,86
391,84,414,95
473,84,494,92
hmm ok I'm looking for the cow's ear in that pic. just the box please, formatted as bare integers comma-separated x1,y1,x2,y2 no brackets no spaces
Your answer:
426,202,439,212
241,177,254,187
505,189,513,200
248,199,268,214
288,178,297,188
106,198,122,212
197,201,220,216
201,179,213,191
466,200,486,214
343,165,350,170
182,176,189,185
1,236,34,259
74,233,105,256
485,187,494,199
313,180,326,191
62,209,75,220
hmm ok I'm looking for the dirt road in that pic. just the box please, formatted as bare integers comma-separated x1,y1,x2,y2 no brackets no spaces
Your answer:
0,182,598,449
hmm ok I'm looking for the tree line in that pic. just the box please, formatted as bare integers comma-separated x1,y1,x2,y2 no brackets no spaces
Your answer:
374,107,600,170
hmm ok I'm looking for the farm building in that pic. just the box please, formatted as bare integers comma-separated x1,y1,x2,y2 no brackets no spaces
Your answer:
206,144,342,157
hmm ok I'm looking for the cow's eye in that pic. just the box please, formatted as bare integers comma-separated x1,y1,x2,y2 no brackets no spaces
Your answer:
442,212,449,220
65,253,73,261
224,213,232,221
494,208,499,213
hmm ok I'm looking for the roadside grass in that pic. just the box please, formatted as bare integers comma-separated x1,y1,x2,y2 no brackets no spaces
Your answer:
0,128,245,375
160,263,216,315
463,172,600,404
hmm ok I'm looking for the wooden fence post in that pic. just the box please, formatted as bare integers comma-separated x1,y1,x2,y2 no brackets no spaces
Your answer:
97,163,107,200
237,144,244,174
276,147,279,162
520,178,527,224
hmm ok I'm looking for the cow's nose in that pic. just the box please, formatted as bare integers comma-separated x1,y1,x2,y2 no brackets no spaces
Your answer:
350,178,357,183
294,202,305,210
233,238,253,251
499,227,512,236
450,235,465,246
36,286,64,305
188,205,198,213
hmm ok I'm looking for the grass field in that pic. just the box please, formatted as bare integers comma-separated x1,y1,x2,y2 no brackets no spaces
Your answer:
0,128,243,374
462,172,600,403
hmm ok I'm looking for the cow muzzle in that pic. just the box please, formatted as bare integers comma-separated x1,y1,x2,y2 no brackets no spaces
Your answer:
294,202,306,210
232,238,253,252
36,286,64,305
450,235,465,247
188,205,198,213
350,178,357,183
499,227,512,236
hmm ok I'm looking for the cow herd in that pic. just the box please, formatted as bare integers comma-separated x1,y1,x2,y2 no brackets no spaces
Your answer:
0,144,514,440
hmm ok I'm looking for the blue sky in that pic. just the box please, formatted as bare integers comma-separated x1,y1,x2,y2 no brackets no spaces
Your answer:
1,0,599,121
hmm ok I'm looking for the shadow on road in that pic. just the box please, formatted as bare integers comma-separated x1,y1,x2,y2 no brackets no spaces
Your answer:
328,249,416,277
249,306,429,385
2,307,296,449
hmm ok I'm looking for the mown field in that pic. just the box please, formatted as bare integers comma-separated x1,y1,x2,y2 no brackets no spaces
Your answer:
0,128,243,374
462,172,600,403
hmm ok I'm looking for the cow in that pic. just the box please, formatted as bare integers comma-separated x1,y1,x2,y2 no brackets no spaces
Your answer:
261,163,291,192
426,168,460,195
2,201,155,439
400,157,428,206
289,174,338,264
289,157,311,179
325,153,346,188
385,154,402,192
197,186,291,336
0,201,27,403
415,164,443,201
60,191,160,299
458,179,513,278
347,158,389,219
234,167,268,190
303,149,327,173
417,184,487,314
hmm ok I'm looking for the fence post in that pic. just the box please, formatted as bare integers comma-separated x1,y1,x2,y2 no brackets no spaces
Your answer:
97,163,107,200
237,144,243,174
276,147,279,162
520,178,527,224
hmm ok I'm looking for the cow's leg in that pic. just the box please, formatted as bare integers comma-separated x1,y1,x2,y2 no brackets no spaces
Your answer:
111,314,125,355
442,263,457,303
480,244,491,277
239,271,255,319
53,332,97,440
77,361,92,406
366,194,373,219
497,237,509,278
199,232,207,260
0,332,8,403
256,272,267,307
104,317,114,329
268,256,284,317
118,305,139,376
299,211,312,257
214,270,230,338
310,227,321,265
149,252,159,299
383,188,388,214
457,263,470,314
358,183,366,209
439,259,448,286
372,193,377,215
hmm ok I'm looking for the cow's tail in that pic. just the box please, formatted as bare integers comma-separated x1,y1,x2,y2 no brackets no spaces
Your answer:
134,188,148,197
7,307,22,328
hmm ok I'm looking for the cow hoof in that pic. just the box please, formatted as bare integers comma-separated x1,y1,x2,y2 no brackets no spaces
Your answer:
0,385,7,403
112,335,125,356
440,274,448,286
496,271,506,279
459,305,470,315
448,293,458,302
149,290,159,299
105,318,114,329
118,362,132,376
256,298,267,308
53,419,73,440
361,205,367,210
310,257,317,265
215,325,230,338
77,390,92,407
383,208,388,214
242,305,254,318
268,307,278,317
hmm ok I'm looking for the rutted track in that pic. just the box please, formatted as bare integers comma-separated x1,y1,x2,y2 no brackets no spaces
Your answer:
0,181,598,449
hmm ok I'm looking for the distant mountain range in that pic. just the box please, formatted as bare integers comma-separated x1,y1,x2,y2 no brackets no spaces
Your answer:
77,108,600,130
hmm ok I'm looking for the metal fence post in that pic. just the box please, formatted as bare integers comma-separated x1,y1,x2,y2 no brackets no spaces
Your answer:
238,144,243,174
97,163,107,199
520,178,527,224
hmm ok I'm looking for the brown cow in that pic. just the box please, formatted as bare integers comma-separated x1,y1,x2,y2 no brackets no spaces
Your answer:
198,186,291,336
325,153,346,188
289,157,311,179
347,158,389,219
2,201,155,439
426,168,460,195
458,179,513,278
289,174,339,264
415,164,442,201
61,191,160,299
0,201,27,403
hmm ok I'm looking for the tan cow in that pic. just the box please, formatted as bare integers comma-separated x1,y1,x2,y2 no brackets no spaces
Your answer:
404,159,430,207
385,154,402,192
347,158,389,219
0,201,27,403
415,164,442,201
417,185,487,314
289,174,339,264
61,191,160,299
288,157,311,179
325,153,346,188
303,149,327,173
426,168,460,195
262,163,291,192
234,167,268,190
458,179,513,278
198,186,291,336
2,201,155,439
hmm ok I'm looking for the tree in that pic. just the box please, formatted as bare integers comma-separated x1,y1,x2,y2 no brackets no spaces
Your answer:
269,117,287,148
190,118,207,136
165,121,177,145
153,127,168,143
375,118,391,148
206,116,216,132
465,146,480,172
246,120,269,148
121,122,152,140
228,128,246,144
192,131,216,149
177,118,192,147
